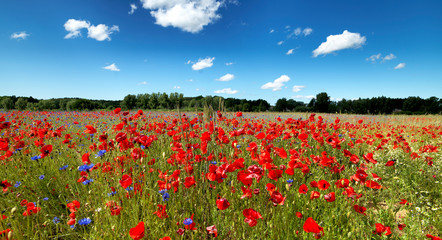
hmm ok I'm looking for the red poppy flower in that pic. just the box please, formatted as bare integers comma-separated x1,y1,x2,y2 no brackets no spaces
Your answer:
318,180,330,190
39,145,53,158
268,169,283,181
216,197,230,210
82,153,91,164
153,204,168,219
303,217,324,238
335,178,349,188
183,176,196,188
236,112,243,117
385,160,396,166
160,237,171,240
426,234,441,240
373,223,391,236
398,224,406,231
296,212,303,218
299,184,308,194
129,222,145,240
310,191,320,200
353,205,367,215
84,125,97,134
243,208,262,227
114,108,121,114
270,191,286,206
120,174,133,189
365,180,382,189
206,225,218,237
323,192,335,202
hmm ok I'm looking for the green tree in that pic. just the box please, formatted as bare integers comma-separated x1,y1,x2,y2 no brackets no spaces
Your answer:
15,98,28,110
275,98,288,112
315,92,331,113
1,97,14,110
121,94,137,110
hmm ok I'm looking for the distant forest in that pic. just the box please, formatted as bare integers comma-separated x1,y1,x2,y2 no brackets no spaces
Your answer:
0,92,440,114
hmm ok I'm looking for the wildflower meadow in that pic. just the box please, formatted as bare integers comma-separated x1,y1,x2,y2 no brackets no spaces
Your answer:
0,110,440,239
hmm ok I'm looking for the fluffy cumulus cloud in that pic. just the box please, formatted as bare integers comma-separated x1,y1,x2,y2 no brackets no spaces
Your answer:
394,63,406,70
288,27,313,38
292,95,315,100
214,88,238,94
217,73,234,81
64,19,119,41
102,63,120,72
292,85,305,92
303,28,313,36
313,30,366,57
129,4,138,14
261,75,290,91
383,53,396,62
286,49,295,55
192,57,215,70
367,53,396,63
277,40,284,45
174,85,181,89
11,31,30,40
88,24,119,41
140,0,222,33
366,53,381,62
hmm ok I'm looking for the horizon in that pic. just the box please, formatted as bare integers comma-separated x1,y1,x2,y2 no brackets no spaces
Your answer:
1,0,441,105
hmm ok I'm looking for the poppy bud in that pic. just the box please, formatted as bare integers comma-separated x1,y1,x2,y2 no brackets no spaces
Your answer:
11,207,17,215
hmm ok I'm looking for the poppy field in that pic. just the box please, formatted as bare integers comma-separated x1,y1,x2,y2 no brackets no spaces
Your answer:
0,110,441,240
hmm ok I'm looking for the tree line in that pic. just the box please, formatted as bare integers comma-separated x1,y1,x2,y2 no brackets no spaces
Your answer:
0,92,440,114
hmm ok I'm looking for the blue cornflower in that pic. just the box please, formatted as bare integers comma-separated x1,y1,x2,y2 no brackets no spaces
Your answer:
78,163,94,172
95,150,106,158
59,165,68,170
53,217,60,224
211,161,217,165
78,218,92,226
108,191,117,196
82,179,94,185
43,197,49,201
183,218,193,225
159,189,167,195
162,192,170,202
14,181,21,188
236,145,241,148
125,186,134,191
39,175,45,180
287,179,294,184
141,145,146,149
31,155,41,161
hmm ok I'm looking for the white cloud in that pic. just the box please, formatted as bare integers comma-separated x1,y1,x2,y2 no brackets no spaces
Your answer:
87,24,119,41
140,0,222,33
192,57,214,70
102,63,120,72
64,19,90,39
11,31,30,40
394,63,406,70
286,49,295,55
294,27,301,36
174,85,181,89
138,81,148,85
383,53,396,62
129,4,138,14
331,97,343,101
313,30,366,57
269,29,274,33
277,40,284,45
292,95,315,100
261,75,290,91
217,73,234,81
214,88,238,94
225,62,234,66
292,85,305,92
64,19,118,41
303,28,313,36
366,53,381,62
187,79,194,82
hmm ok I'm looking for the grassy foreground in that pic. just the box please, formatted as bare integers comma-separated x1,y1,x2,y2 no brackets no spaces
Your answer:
0,110,441,239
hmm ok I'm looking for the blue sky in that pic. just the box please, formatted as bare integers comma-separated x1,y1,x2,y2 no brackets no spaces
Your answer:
1,0,441,104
